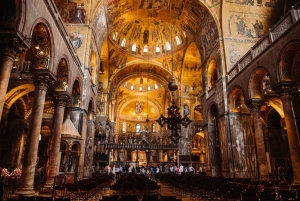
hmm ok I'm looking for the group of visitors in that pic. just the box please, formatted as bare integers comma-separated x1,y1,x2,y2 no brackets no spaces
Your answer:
100,163,206,180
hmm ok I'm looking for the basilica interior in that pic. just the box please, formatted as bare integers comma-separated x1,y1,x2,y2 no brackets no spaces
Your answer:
0,0,300,199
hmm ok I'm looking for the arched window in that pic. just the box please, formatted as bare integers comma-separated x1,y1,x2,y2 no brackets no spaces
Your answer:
143,45,148,52
155,45,160,53
152,123,155,133
113,32,118,41
154,83,158,89
121,38,126,47
122,122,126,133
132,43,136,52
148,85,151,91
131,85,134,90
136,123,141,133
176,36,181,45
166,42,171,51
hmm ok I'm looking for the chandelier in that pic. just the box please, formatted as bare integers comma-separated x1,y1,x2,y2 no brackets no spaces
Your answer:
156,78,192,143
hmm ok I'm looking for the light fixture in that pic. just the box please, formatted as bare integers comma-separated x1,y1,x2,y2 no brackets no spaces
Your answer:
156,78,192,143
156,10,192,143
19,72,23,80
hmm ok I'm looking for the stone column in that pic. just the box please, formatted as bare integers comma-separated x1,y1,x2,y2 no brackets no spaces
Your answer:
111,100,116,122
246,99,268,179
0,38,27,122
280,89,300,184
136,150,139,167
17,73,55,195
159,150,163,162
45,92,70,187
78,110,87,180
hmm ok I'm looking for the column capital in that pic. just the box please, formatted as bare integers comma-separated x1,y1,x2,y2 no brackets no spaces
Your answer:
54,91,71,107
245,99,263,112
0,35,28,59
31,70,56,91
274,81,298,101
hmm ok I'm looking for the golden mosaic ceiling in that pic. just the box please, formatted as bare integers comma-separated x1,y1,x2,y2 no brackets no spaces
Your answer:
106,0,206,58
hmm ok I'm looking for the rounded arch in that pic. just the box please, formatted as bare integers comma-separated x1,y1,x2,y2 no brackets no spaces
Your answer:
265,97,284,118
53,57,69,91
87,99,94,120
248,66,269,99
207,59,217,89
194,105,203,120
71,79,81,107
181,42,203,98
117,96,161,122
25,19,55,71
277,40,300,82
60,141,68,152
228,86,247,113
4,84,35,109
208,103,218,123
108,63,174,101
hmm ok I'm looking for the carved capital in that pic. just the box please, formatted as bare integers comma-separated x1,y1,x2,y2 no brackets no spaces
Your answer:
273,81,296,101
245,99,263,113
54,92,71,107
31,71,56,91
0,35,28,59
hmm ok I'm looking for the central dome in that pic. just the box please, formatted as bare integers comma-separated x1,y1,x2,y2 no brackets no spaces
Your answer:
109,19,187,59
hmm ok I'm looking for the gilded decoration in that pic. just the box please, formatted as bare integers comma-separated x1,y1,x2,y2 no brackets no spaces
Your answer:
30,24,51,70
54,59,69,91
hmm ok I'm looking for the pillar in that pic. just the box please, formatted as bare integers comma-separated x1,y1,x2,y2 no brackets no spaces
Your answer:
136,150,139,167
246,99,268,179
45,92,70,187
280,88,300,184
111,100,116,122
0,37,27,121
159,150,163,162
77,110,87,180
17,73,55,195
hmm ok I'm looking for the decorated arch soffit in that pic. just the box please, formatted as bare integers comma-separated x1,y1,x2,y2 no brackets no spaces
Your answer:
229,86,249,113
278,41,300,82
54,58,69,91
249,67,268,99
4,84,35,109
181,42,202,97
25,22,53,70
108,63,173,98
117,96,161,121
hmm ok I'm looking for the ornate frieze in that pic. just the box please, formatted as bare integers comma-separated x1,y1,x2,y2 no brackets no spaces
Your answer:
252,37,270,59
272,16,293,41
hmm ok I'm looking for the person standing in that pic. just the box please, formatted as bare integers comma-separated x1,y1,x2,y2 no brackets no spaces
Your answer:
115,165,120,179
179,164,184,175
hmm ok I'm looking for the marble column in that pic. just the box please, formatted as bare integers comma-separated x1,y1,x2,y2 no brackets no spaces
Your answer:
136,150,139,167
111,100,116,122
246,100,268,179
280,90,300,184
17,73,55,195
78,110,87,180
45,92,70,187
0,55,18,121
159,150,163,162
